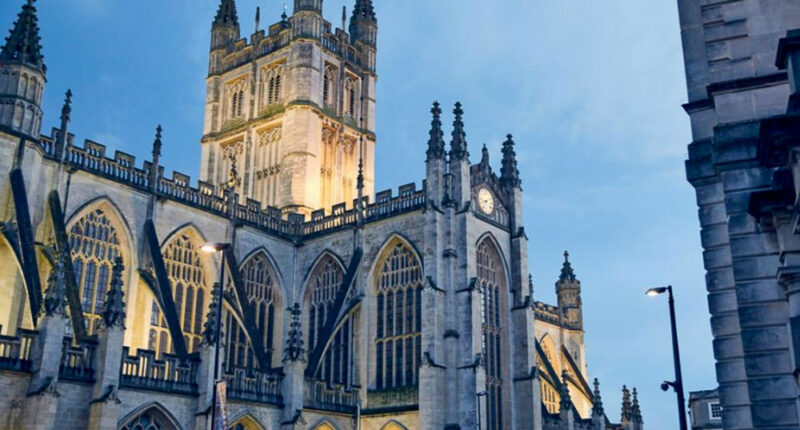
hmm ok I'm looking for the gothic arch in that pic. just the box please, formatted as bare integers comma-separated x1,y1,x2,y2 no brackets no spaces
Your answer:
380,420,409,430
239,246,286,289
64,197,134,335
309,419,338,430
0,231,27,334
366,233,424,278
227,411,265,430
539,333,561,375
118,401,182,430
301,249,346,296
474,232,510,286
371,234,424,390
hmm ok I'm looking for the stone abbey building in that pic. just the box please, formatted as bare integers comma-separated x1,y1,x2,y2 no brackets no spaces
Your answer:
0,1,641,429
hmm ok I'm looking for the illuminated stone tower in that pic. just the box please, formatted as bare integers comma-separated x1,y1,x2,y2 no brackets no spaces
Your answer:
199,0,377,215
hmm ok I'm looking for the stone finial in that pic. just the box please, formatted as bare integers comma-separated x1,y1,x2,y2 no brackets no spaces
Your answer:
528,273,534,299
560,370,573,412
426,101,446,161
60,90,72,124
341,6,347,30
592,378,605,416
283,303,305,362
499,134,521,189
255,6,261,33
213,0,240,29
480,143,490,166
621,385,632,422
102,257,126,328
152,125,163,161
281,3,289,22
202,283,222,345
1,0,46,73
632,387,643,423
42,251,67,317
449,102,469,162
559,250,577,283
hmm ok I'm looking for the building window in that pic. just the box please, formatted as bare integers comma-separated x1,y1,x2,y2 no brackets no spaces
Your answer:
224,253,280,370
323,65,337,107
344,76,358,119
68,209,123,335
709,401,722,420
230,87,245,119
375,241,422,390
477,238,506,430
150,233,208,355
307,255,354,385
262,65,284,108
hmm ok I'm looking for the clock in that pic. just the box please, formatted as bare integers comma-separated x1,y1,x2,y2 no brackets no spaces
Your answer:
477,188,495,215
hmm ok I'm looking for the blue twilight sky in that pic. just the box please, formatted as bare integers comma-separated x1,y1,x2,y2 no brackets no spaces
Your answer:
1,0,713,427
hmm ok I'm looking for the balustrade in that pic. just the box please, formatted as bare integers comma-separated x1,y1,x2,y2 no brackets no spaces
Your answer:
119,347,198,395
0,329,36,373
223,367,283,404
305,380,359,413
59,336,97,382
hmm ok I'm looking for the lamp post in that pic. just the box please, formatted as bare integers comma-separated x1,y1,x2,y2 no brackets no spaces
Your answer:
476,390,488,430
645,285,688,430
201,242,230,430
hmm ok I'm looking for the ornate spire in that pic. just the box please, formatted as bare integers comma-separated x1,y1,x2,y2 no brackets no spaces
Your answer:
449,102,469,162
528,273,534,299
480,144,490,166
559,251,577,283
202,283,222,345
152,125,163,161
559,370,572,412
426,101,445,161
213,0,240,29
102,257,126,328
42,251,67,316
500,134,521,189
283,303,306,362
621,385,632,422
60,90,72,125
1,0,46,73
592,378,605,416
351,0,376,23
632,387,643,423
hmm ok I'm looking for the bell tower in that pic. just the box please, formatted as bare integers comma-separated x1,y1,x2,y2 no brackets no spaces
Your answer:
199,0,377,216
0,0,46,138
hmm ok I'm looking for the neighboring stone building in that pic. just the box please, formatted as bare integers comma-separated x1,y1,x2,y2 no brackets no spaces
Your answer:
0,1,641,429
688,389,722,430
679,0,800,428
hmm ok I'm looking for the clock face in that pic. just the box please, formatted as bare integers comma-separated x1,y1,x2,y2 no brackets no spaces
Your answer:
478,188,495,214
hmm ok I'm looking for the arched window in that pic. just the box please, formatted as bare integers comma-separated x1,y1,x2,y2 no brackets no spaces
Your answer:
149,233,208,355
476,238,506,430
225,253,280,370
374,241,422,390
323,66,336,106
236,89,244,117
119,404,180,430
344,77,357,118
306,255,353,385
68,208,123,335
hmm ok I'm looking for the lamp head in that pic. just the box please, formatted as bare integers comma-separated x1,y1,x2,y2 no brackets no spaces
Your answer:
645,287,668,297
201,242,230,253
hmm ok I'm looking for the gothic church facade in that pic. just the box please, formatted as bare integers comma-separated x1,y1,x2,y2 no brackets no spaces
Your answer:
0,1,640,429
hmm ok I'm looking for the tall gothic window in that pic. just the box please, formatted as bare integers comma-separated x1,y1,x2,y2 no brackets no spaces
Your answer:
119,406,179,430
375,241,422,390
307,255,353,385
149,233,208,355
68,208,123,335
224,253,280,370
477,238,506,430
323,65,336,107
344,76,358,118
263,65,284,107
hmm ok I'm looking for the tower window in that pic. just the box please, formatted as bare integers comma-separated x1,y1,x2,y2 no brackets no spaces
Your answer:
323,65,337,107
344,76,358,118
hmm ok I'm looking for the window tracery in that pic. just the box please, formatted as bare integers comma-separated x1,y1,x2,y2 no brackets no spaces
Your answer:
375,241,422,390
323,65,337,107
261,64,285,108
254,127,282,207
67,208,123,335
148,233,208,355
477,238,506,430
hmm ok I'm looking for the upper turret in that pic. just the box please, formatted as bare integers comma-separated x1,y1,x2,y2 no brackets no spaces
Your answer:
350,0,377,47
556,251,583,330
295,0,323,14
211,0,240,52
0,0,46,137
500,134,521,189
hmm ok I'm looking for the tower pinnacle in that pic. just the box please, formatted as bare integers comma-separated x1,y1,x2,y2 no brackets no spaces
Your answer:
559,251,577,282
213,0,240,29
1,0,45,73
426,101,445,161
500,134,521,188
449,102,469,162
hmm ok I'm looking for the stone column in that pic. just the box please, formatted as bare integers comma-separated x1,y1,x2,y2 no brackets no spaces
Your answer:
281,303,306,430
21,258,69,430
88,257,126,430
510,294,542,430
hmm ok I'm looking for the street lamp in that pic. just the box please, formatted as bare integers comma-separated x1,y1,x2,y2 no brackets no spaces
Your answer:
645,285,688,430
201,242,231,430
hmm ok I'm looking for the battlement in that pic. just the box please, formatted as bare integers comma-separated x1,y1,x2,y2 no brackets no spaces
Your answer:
37,133,424,241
